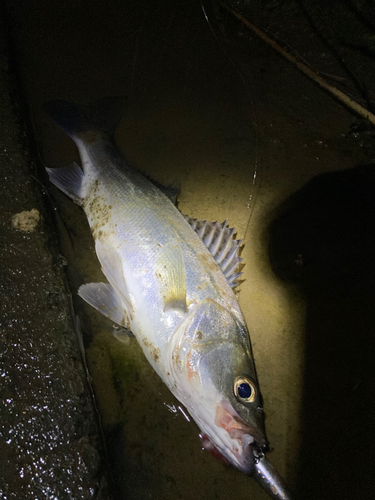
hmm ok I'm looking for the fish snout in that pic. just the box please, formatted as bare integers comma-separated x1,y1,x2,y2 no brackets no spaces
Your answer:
214,400,267,474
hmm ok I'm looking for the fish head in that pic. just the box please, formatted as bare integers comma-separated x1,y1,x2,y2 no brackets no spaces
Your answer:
167,297,267,474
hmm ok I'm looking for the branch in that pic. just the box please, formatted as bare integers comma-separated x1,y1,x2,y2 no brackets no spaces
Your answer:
219,1,375,126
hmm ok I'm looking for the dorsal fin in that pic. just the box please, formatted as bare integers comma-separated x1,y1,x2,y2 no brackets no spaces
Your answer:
186,216,243,287
143,173,180,204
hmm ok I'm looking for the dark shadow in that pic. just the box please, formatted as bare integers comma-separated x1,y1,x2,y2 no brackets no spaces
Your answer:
269,164,375,500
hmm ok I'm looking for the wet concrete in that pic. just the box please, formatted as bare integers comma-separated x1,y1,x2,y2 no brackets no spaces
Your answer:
0,16,111,500
1,0,375,499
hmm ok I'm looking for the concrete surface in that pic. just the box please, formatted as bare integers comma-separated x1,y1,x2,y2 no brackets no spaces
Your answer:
0,13,112,500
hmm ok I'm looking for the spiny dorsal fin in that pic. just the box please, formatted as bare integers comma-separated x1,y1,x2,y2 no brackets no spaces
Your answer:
185,216,243,288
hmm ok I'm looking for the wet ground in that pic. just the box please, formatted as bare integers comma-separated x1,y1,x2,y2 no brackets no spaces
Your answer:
0,18,111,500
2,0,375,499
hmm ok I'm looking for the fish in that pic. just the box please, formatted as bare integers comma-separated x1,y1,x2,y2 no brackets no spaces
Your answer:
44,97,291,499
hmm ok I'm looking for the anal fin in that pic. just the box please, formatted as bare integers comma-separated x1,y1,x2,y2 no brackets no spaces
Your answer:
95,240,133,315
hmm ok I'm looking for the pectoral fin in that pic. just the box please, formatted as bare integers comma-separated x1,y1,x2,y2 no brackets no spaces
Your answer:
78,282,131,329
155,240,187,312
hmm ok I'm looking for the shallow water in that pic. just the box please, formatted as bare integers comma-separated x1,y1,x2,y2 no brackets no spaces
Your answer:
4,0,375,498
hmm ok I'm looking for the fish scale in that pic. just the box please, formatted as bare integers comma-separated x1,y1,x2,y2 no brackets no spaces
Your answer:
80,147,239,363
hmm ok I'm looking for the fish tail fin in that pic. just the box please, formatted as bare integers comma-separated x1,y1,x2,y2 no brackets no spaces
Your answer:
44,96,127,139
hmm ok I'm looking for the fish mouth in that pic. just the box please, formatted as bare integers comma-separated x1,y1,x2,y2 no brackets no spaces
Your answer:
211,400,264,474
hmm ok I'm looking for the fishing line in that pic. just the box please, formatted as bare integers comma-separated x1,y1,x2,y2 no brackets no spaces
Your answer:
200,0,261,245
127,20,145,100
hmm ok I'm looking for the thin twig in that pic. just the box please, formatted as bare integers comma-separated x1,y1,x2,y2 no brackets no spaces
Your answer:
219,1,375,126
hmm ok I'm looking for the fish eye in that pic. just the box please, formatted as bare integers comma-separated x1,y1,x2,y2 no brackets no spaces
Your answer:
234,376,256,403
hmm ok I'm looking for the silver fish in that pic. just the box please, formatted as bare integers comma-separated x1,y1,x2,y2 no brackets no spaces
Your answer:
45,97,291,499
